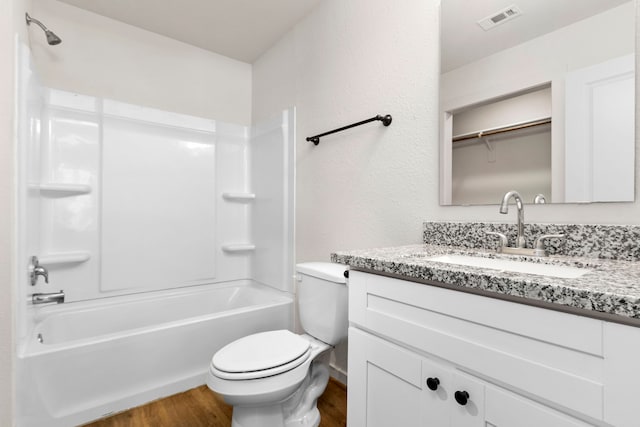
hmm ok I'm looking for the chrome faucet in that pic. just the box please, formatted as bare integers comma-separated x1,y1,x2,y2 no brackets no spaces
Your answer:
30,256,49,286
32,291,65,305
488,191,565,257
499,190,525,248
533,194,547,204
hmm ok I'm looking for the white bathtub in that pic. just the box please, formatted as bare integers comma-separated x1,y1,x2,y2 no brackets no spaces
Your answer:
17,280,293,427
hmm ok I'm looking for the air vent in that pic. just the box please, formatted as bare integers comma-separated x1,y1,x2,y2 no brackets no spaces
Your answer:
477,5,523,31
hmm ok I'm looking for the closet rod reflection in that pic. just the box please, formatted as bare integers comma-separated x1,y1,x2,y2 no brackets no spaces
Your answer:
452,117,551,143
307,114,392,145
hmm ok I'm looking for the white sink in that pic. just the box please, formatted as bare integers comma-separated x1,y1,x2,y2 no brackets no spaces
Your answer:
427,254,590,279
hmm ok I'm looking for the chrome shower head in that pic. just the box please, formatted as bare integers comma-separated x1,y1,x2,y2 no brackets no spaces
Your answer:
25,13,62,46
44,29,62,45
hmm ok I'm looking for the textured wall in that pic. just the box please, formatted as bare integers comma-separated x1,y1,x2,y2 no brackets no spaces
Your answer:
253,0,439,263
31,0,252,125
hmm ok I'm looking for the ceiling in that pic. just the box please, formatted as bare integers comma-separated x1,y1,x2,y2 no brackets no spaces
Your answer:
441,0,631,72
56,0,631,68
56,0,323,63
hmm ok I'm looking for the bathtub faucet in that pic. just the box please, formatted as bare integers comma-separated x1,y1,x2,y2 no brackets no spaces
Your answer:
30,256,49,286
32,290,65,305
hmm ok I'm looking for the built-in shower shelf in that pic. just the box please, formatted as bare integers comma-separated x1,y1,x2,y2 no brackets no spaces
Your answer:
32,183,92,197
38,251,91,265
222,192,256,201
222,244,256,253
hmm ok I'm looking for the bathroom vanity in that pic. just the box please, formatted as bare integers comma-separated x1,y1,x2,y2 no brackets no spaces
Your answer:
334,223,640,427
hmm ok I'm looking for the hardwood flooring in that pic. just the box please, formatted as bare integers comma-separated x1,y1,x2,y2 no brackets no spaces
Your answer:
83,378,347,427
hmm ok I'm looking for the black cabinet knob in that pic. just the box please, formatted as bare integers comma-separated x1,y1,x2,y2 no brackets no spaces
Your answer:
426,377,440,391
454,390,469,406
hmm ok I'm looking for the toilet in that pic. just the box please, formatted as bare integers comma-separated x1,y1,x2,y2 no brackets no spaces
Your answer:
206,262,349,427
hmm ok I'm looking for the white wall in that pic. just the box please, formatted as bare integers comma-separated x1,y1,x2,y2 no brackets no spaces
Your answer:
31,0,252,126
0,1,15,422
1,1,31,424
253,0,439,263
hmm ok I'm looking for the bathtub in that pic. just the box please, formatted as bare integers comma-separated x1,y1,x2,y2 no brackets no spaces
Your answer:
17,280,293,427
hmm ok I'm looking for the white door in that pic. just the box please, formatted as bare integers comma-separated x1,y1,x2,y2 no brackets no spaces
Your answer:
565,54,635,202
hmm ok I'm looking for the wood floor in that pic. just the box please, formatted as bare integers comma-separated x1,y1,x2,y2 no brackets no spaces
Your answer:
83,378,347,427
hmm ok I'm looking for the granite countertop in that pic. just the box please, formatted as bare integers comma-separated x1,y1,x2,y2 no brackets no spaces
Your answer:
331,244,640,322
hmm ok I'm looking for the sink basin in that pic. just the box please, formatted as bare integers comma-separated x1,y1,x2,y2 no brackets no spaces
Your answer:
427,254,590,279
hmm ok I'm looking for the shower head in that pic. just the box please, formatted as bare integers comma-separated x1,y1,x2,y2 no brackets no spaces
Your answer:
25,13,62,46
44,29,62,46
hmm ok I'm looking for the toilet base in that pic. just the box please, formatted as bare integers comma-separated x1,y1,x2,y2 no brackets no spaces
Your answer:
230,360,330,427
231,405,286,427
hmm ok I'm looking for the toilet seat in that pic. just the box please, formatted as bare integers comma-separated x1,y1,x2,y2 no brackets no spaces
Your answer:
211,330,311,380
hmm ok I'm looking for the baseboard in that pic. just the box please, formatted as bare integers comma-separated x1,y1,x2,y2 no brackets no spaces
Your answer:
329,364,347,386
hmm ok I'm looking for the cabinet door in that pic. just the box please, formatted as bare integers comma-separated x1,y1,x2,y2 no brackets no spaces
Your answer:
348,328,425,427
485,386,592,427
449,371,485,427
421,357,452,426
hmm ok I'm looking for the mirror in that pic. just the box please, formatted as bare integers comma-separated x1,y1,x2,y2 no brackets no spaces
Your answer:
440,0,635,205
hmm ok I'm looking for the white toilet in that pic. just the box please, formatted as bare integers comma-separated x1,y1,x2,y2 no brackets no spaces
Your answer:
206,262,349,427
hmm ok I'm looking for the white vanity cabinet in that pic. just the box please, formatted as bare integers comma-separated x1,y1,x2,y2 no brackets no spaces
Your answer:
347,271,640,427
349,327,485,427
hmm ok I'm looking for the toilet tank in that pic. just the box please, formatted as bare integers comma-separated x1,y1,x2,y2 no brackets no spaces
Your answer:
295,262,348,345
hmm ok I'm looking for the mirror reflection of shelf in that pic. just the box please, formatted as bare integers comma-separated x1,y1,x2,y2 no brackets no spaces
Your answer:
31,183,92,197
38,251,91,265
222,244,256,253
222,192,256,201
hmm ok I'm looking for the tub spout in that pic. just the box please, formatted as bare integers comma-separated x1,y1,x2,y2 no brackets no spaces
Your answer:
32,290,65,304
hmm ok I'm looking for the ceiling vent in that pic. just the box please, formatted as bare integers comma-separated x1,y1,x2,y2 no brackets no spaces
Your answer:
477,5,523,31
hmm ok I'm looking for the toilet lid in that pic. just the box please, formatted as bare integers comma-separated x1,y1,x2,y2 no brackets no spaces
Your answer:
212,330,311,379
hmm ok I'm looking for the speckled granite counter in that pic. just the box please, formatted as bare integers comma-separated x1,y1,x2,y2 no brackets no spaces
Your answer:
331,243,640,325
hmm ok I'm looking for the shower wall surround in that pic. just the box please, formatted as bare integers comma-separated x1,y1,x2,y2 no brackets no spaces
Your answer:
27,89,295,304
423,221,640,261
